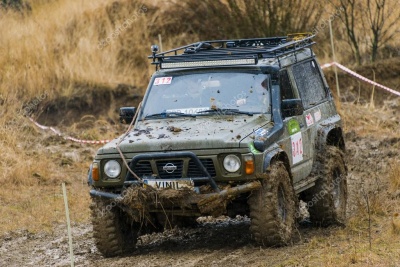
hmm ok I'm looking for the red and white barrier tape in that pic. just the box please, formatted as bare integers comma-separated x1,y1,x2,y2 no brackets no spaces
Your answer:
28,62,399,145
29,118,111,145
321,62,400,97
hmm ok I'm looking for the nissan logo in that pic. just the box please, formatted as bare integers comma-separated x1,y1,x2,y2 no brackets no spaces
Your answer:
162,163,177,173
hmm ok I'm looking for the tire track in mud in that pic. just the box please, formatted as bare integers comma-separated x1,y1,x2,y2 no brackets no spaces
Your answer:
1,135,399,267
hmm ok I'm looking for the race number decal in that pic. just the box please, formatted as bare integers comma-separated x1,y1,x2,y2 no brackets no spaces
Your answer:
305,113,314,127
154,77,172,85
291,132,303,164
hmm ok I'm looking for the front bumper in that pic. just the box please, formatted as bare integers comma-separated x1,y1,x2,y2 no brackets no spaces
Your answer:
90,180,261,217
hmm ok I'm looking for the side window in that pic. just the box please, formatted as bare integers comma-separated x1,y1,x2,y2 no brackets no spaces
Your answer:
279,69,297,100
292,60,327,109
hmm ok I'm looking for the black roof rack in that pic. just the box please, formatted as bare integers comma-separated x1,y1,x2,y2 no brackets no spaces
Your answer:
148,34,315,69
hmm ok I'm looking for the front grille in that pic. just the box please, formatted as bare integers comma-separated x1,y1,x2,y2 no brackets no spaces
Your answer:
134,161,153,177
129,158,216,179
187,159,216,178
156,160,184,179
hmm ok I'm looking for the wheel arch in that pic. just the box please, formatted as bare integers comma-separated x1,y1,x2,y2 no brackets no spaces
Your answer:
263,147,292,181
317,125,345,152
326,127,345,151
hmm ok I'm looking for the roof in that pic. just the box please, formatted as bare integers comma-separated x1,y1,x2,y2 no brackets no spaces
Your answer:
148,34,315,69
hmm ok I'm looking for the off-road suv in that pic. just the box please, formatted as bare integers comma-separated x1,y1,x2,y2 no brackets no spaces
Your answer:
88,34,347,257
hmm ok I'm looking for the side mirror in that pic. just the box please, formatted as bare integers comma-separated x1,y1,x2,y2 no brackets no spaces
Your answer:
281,99,304,118
119,107,136,124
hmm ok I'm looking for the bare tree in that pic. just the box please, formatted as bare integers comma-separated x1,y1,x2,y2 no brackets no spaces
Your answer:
326,0,362,65
226,0,323,38
363,0,400,62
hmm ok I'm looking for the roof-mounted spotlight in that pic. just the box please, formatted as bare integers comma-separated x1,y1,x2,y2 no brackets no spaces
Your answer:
151,45,159,61
151,45,159,53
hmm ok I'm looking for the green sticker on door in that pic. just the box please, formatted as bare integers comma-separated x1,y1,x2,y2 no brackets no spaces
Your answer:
287,119,300,135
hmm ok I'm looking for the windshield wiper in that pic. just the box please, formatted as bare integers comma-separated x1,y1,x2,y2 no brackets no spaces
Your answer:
144,111,196,119
197,108,254,116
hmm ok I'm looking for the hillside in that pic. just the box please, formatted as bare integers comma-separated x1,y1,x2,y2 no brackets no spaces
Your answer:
0,0,399,266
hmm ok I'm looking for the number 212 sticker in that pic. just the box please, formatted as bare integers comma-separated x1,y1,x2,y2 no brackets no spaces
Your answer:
291,132,303,164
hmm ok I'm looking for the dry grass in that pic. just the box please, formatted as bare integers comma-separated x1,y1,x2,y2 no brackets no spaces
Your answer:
0,0,398,114
0,112,93,233
0,2,397,265
0,0,154,108
339,102,400,138
0,0,149,233
0,183,90,233
0,2,399,262
389,163,400,193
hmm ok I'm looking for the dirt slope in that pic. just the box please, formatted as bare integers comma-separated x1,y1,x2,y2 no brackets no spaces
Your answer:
1,119,399,266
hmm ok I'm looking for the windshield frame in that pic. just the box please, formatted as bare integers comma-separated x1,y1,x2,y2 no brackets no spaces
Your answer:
139,67,272,121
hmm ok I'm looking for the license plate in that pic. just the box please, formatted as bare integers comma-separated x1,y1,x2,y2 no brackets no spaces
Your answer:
143,179,194,190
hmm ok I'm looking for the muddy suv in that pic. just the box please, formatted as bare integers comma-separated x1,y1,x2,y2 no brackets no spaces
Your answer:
88,35,347,257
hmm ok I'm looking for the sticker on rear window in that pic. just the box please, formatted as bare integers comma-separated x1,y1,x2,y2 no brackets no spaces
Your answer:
314,109,322,122
154,77,172,85
305,113,314,127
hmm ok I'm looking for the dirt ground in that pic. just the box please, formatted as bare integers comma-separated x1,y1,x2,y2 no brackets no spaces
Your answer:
1,122,399,267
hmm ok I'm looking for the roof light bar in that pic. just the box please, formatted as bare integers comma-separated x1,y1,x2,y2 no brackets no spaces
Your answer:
161,58,257,69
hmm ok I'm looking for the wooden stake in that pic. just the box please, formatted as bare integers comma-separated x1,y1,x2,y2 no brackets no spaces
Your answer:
329,20,341,99
158,34,163,52
370,70,376,108
62,183,75,267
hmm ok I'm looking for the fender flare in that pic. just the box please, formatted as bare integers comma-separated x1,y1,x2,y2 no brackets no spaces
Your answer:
316,123,345,151
262,144,292,179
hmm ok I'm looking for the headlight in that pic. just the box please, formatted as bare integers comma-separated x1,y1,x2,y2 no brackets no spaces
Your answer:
223,154,241,172
104,160,121,178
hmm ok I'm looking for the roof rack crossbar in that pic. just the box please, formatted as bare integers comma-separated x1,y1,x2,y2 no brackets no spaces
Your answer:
149,35,315,68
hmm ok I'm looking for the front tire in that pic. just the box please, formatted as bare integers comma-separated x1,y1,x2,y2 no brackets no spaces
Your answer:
302,146,347,226
91,198,139,257
248,161,296,246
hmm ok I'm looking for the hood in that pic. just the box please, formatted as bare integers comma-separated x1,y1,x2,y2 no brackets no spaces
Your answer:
98,114,272,154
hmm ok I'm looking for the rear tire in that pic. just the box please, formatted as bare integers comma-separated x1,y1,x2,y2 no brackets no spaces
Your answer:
91,198,139,257
248,162,296,246
302,146,347,226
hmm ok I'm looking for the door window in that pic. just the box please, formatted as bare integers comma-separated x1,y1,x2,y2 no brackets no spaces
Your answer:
279,69,297,100
292,60,327,109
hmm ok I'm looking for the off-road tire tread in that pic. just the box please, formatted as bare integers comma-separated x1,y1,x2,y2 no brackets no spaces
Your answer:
303,146,348,226
248,162,296,246
90,198,138,257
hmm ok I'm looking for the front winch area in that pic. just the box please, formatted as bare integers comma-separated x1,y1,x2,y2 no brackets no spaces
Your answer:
90,180,261,221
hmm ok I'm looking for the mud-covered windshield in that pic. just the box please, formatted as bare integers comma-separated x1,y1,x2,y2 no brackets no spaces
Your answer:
141,71,271,119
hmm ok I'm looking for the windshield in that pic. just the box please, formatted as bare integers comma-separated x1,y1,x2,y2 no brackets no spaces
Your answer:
141,71,271,119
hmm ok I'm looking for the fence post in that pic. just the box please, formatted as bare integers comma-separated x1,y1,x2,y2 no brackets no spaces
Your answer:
329,19,341,99
62,182,75,267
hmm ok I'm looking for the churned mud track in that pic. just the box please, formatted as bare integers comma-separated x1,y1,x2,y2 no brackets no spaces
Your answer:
1,134,399,267
0,216,347,267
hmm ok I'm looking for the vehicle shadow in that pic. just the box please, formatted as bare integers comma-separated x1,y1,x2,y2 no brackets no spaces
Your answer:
130,218,329,255
134,217,253,254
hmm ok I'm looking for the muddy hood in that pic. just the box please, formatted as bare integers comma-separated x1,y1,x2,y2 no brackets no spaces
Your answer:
98,115,272,154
